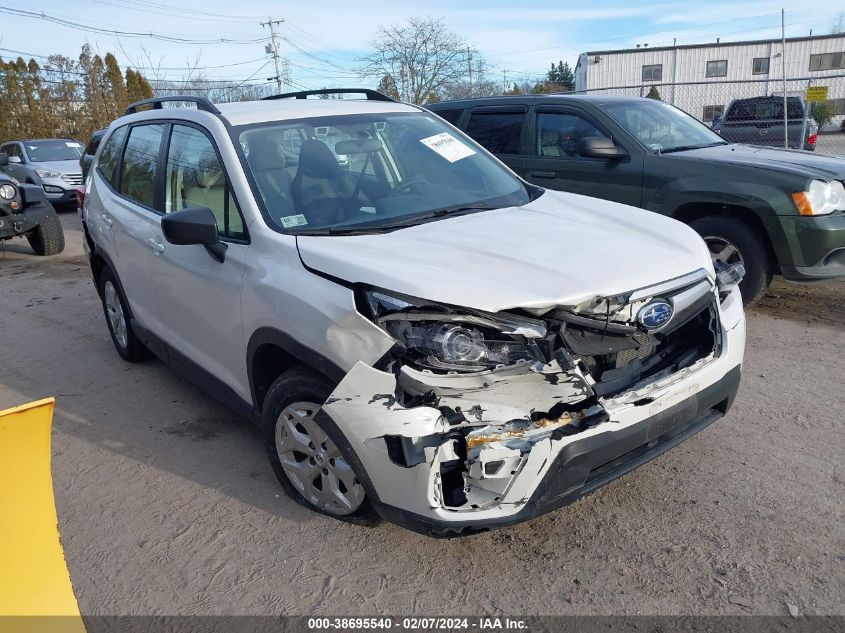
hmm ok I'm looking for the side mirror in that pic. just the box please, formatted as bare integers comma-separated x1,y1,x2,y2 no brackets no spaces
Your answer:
7,155,22,164
578,136,622,160
161,206,227,263
0,152,7,167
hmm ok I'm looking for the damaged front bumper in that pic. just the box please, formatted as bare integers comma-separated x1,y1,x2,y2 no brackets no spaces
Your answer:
319,287,746,537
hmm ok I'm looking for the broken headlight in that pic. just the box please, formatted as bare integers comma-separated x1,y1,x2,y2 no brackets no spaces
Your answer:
361,289,546,373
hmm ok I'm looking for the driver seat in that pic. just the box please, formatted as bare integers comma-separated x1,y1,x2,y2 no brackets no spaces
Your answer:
244,134,294,219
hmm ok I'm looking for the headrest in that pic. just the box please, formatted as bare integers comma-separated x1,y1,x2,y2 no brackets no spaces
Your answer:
195,148,222,188
246,134,286,172
540,129,560,144
297,139,343,178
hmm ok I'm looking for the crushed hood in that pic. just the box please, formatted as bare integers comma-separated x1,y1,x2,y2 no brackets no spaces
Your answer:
296,190,712,313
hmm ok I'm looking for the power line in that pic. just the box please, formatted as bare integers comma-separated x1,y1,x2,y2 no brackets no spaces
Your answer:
87,0,262,23
283,37,361,74
219,60,272,100
283,21,360,62
0,5,270,44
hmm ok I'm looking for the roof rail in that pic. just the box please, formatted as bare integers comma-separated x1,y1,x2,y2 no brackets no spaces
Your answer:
125,95,222,116
262,88,396,102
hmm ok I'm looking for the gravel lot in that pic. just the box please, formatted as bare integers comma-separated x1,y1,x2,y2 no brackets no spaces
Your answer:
1,212,843,617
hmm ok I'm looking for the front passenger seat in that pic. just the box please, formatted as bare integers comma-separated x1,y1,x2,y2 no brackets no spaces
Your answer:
291,140,357,226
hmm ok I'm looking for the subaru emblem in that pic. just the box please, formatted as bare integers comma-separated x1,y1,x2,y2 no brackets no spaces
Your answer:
637,300,673,330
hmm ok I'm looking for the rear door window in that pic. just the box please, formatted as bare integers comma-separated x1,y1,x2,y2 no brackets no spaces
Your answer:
97,126,128,186
119,124,165,209
465,110,525,154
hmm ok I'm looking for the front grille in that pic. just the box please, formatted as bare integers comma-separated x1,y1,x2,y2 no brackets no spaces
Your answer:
560,280,720,398
61,173,82,186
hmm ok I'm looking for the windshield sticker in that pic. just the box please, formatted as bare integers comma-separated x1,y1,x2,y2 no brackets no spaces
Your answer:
281,214,308,228
65,142,83,148
420,132,476,163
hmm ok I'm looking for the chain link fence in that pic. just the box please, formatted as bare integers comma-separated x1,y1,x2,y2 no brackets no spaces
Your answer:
582,74,845,155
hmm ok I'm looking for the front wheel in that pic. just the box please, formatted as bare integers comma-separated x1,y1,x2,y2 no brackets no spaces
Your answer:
263,369,376,524
689,215,773,306
27,207,65,256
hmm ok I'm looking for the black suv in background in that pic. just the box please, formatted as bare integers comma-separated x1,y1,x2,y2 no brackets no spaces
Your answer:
712,96,817,151
428,95,845,304
80,128,106,181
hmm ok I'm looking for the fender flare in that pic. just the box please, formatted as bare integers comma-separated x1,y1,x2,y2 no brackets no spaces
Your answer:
18,182,49,206
246,327,346,409
647,176,790,219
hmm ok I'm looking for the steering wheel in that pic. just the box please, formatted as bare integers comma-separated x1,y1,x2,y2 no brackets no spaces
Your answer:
393,177,428,195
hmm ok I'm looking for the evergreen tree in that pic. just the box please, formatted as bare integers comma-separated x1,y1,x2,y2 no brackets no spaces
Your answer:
546,60,574,91
103,53,128,119
23,58,44,138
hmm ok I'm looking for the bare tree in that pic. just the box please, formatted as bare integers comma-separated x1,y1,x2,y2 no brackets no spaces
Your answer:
361,17,469,105
440,57,500,100
832,11,845,34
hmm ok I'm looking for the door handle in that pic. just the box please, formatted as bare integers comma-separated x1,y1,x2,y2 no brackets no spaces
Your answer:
530,170,556,179
102,214,113,227
148,237,165,254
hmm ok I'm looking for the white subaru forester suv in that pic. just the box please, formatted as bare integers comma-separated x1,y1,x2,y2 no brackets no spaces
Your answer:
82,90,746,536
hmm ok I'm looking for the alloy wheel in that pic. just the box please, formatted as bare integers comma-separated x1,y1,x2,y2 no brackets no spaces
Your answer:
275,401,365,515
104,280,128,350
703,235,744,267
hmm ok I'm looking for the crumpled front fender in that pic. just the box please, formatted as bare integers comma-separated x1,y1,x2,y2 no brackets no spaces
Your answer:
321,360,603,517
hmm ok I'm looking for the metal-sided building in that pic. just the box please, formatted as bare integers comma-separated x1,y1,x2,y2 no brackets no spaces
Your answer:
574,33,845,130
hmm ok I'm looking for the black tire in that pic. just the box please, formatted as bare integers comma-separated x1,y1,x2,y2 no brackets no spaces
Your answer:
263,368,377,526
689,215,773,306
98,267,150,362
26,207,65,256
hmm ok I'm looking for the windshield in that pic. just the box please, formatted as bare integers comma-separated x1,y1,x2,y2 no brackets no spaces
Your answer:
235,111,530,234
24,140,84,162
599,100,726,153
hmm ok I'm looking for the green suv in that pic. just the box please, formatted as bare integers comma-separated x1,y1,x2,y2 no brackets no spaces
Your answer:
428,95,845,304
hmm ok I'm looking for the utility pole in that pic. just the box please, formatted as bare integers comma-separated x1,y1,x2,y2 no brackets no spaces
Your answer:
467,47,473,96
502,69,508,94
261,16,285,92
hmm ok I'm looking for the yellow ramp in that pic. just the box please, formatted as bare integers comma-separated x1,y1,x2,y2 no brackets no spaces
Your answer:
0,398,86,633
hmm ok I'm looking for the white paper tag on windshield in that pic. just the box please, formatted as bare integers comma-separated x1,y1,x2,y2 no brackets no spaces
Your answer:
65,142,83,148
281,214,308,228
419,132,476,162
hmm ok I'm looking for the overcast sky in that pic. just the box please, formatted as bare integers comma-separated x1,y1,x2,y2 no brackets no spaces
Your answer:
1,0,844,89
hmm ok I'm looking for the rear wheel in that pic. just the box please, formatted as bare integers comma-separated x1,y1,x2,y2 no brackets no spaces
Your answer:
263,369,376,524
689,215,773,306
26,207,65,256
